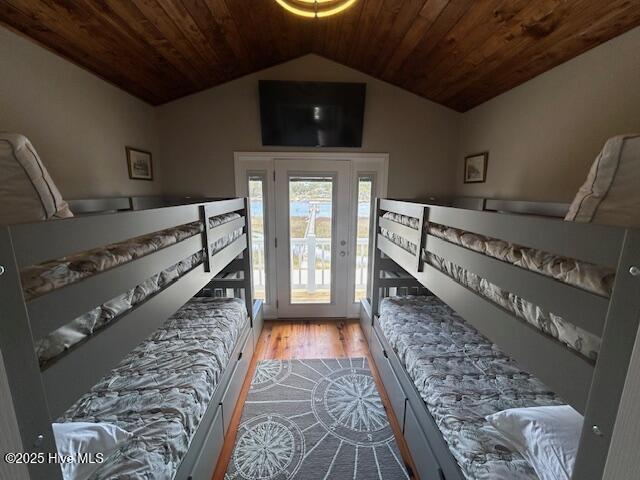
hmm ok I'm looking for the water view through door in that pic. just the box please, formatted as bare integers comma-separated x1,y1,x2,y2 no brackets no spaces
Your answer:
275,159,351,318
288,176,333,304
235,152,388,319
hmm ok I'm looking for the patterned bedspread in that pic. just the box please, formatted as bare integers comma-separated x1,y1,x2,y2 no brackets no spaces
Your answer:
21,213,242,301
60,297,248,480
35,251,204,367
380,212,609,360
381,212,614,296
26,213,244,366
378,296,563,480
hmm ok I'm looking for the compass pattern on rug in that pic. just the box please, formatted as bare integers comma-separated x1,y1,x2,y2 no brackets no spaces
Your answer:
233,414,304,480
225,357,408,480
311,366,394,446
250,359,292,392
326,373,388,432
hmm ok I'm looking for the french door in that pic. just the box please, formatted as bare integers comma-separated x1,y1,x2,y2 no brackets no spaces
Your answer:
235,152,388,319
274,159,351,317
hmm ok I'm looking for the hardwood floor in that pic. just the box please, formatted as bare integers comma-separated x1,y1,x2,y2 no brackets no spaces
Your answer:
212,319,418,479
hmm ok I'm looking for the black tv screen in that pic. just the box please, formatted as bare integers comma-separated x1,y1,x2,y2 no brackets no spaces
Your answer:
259,80,366,147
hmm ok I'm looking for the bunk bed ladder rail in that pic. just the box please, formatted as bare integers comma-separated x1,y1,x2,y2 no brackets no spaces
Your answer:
241,198,254,319
202,198,246,275
371,198,428,316
202,199,254,318
371,199,411,316
573,229,640,479
370,198,382,317
0,227,62,479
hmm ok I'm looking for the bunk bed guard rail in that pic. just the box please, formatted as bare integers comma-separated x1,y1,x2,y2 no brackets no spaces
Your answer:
0,198,252,480
371,198,640,480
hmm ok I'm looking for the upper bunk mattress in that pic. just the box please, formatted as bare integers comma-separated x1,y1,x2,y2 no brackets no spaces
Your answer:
378,295,564,480
380,212,609,360
381,212,614,296
35,250,205,367
20,213,242,301
59,296,248,479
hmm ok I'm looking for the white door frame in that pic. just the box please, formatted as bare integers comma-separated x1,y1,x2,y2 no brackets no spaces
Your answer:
235,151,388,319
274,159,351,318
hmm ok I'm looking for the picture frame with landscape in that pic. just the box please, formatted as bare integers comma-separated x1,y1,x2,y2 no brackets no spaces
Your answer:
126,147,153,181
464,152,488,183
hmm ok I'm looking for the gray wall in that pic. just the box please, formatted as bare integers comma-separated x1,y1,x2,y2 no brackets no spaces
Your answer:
156,54,460,200
0,27,162,199
2,23,640,205
454,26,640,202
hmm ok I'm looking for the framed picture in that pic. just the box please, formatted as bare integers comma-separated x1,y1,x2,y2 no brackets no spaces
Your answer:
464,152,488,183
126,147,153,181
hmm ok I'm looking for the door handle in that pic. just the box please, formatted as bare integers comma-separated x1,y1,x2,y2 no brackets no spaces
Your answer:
340,251,346,257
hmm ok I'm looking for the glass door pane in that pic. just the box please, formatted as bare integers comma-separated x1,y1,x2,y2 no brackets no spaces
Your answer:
355,176,373,301
289,176,333,304
248,176,267,301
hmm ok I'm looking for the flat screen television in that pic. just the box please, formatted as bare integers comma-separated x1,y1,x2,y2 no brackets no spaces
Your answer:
259,80,366,147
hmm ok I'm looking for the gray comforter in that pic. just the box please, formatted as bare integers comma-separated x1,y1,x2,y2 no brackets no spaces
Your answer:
378,295,563,480
380,212,608,360
31,213,244,367
21,213,242,300
60,297,248,479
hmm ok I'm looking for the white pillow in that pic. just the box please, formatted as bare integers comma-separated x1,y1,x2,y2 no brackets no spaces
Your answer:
485,405,583,480
565,134,640,227
52,422,132,480
0,133,73,225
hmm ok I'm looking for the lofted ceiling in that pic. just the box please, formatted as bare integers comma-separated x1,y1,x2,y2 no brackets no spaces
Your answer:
1,0,639,111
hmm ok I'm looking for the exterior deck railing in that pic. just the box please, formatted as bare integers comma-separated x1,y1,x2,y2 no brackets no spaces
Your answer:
251,235,369,292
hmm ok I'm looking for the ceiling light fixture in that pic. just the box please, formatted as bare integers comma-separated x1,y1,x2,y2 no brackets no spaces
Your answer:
275,0,358,18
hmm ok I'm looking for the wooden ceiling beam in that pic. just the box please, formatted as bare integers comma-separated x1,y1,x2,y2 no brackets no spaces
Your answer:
380,0,450,80
98,0,207,93
131,0,214,84
424,0,567,103
346,0,385,67
332,0,366,64
223,0,277,70
438,0,636,110
391,0,474,89
180,0,245,79
154,0,225,82
355,0,404,74
202,0,253,72
409,0,529,97
0,0,168,103
447,0,640,111
370,0,428,77
1,0,638,109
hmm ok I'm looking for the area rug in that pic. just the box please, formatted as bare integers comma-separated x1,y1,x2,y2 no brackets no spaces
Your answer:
224,357,409,480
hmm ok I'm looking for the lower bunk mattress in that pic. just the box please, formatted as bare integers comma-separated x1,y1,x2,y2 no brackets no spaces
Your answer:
378,295,563,480
59,296,248,479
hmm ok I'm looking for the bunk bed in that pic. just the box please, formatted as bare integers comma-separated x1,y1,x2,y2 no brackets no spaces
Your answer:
0,197,264,480
360,197,640,480
67,195,219,215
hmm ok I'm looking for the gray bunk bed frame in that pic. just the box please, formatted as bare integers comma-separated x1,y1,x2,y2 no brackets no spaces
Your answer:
360,198,640,480
67,195,219,215
0,197,264,480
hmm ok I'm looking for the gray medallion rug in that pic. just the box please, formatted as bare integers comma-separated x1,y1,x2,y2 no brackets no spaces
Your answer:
224,357,409,480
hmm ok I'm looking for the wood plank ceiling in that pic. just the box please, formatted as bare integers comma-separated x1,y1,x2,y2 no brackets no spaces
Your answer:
1,0,639,111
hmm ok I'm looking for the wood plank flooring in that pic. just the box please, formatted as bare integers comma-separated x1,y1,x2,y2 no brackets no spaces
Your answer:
212,319,418,480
